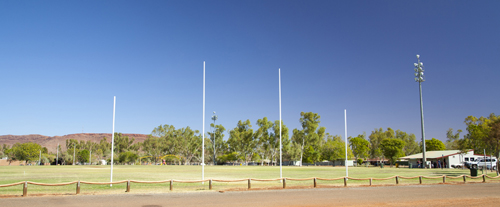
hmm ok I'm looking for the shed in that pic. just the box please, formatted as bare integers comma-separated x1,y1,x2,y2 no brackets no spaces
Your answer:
401,150,474,168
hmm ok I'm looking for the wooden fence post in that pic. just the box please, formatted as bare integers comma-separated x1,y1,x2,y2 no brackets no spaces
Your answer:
209,179,212,190
76,180,81,194
369,178,372,186
314,178,317,188
170,179,173,191
248,179,251,189
463,175,466,183
126,180,130,192
483,174,486,183
23,181,27,197
344,177,347,187
442,176,446,184
396,176,399,185
283,178,286,189
419,176,422,184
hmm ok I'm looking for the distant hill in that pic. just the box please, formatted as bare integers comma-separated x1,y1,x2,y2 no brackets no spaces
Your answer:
0,133,149,153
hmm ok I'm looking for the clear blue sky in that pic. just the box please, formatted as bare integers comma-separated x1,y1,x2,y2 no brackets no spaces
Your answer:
1,1,499,143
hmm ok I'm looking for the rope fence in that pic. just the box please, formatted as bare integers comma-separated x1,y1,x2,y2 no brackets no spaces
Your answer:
2,174,499,197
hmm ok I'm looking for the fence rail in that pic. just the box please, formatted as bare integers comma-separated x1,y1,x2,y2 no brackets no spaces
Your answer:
2,174,500,197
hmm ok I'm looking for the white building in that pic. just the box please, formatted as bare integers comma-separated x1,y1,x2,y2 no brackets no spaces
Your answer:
401,150,493,168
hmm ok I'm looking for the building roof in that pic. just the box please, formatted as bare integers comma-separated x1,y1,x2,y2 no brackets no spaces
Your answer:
401,150,473,159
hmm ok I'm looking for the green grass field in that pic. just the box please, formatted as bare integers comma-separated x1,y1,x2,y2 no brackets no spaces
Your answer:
1,165,498,196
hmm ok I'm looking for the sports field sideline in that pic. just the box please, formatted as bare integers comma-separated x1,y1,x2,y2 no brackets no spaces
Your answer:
0,165,498,196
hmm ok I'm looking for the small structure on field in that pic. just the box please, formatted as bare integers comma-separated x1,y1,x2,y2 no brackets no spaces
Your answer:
400,150,490,168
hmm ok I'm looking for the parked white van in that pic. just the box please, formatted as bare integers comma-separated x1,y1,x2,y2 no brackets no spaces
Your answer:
470,158,497,170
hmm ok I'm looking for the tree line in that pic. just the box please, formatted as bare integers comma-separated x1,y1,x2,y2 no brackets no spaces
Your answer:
451,113,500,158
2,112,499,167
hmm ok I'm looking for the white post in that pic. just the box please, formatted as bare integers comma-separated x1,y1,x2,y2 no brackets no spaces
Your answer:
89,150,92,165
202,61,205,183
484,149,486,173
110,96,116,186
39,150,41,165
345,109,348,178
490,153,493,172
279,68,282,181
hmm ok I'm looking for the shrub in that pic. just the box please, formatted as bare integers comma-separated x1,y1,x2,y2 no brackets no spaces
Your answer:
357,158,363,166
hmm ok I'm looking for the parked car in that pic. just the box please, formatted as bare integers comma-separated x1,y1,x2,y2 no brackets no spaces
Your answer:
470,158,497,170
451,163,464,169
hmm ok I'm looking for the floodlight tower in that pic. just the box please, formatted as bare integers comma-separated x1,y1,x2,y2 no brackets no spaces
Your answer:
211,111,218,166
414,54,427,168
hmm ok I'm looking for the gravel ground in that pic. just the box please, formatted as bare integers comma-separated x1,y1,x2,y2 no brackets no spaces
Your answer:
2,182,500,207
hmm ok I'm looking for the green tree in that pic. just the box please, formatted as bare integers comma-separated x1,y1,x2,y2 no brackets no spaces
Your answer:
61,151,73,165
255,118,290,166
78,149,90,163
321,134,353,163
207,123,226,165
40,153,51,165
78,140,97,152
227,120,256,164
369,128,395,161
380,138,405,167
151,124,205,165
291,129,305,163
5,147,16,164
66,139,79,164
65,139,78,150
13,142,42,163
2,144,11,158
256,117,273,165
285,142,302,162
152,124,179,156
119,151,138,164
425,138,446,151
251,152,261,163
395,130,419,156
218,152,238,164
95,148,104,162
272,120,290,165
303,146,321,164
349,135,370,161
292,112,325,166
446,128,462,150
129,142,141,152
113,133,135,153
175,127,202,165
460,114,499,155
98,137,111,159
488,119,500,160
142,135,165,164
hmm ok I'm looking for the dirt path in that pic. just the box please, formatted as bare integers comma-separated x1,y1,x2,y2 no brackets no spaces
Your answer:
2,183,500,207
